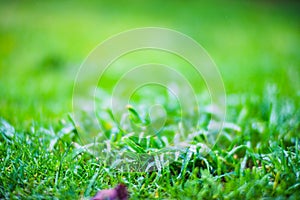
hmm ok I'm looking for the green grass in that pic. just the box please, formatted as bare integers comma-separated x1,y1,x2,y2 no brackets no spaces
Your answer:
1,0,300,199
1,86,300,199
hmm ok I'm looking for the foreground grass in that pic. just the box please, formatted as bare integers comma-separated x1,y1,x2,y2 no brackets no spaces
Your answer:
1,86,299,199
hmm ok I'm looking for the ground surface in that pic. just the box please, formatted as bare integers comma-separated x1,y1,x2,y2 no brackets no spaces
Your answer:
0,1,300,199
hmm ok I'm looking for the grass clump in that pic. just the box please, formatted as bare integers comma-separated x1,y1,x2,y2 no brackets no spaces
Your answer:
1,85,299,199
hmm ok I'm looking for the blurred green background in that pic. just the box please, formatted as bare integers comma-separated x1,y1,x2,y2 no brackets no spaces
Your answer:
0,0,299,126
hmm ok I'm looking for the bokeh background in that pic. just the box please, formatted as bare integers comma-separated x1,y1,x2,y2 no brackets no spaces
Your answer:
1,0,299,126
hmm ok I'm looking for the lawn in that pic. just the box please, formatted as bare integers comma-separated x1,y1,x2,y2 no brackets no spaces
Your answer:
0,0,300,199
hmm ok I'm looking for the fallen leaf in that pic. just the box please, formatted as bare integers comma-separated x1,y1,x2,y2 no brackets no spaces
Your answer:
91,184,128,200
